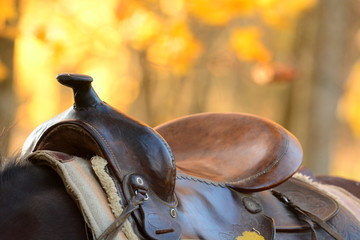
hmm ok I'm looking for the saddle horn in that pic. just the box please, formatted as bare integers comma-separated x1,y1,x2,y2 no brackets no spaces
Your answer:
56,73,102,109
24,74,181,239
22,73,177,203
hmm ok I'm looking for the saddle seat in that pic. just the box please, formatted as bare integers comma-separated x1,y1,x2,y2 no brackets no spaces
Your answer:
155,113,303,191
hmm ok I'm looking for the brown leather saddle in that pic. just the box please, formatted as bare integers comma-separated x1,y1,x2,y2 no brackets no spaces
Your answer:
23,74,360,240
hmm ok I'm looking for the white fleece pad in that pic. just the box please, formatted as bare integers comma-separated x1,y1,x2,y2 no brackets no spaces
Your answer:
30,150,136,240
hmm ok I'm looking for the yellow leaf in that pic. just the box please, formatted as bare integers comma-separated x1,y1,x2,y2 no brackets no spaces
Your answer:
229,27,271,62
160,0,184,16
257,0,317,28
0,0,17,28
147,21,202,75
341,61,360,138
123,7,162,50
236,230,265,240
186,0,256,26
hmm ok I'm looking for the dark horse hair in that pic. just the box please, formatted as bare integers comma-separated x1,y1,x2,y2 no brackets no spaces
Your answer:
0,154,90,240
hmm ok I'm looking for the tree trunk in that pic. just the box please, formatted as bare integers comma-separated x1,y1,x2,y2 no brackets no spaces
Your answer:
0,1,18,155
288,0,355,174
0,36,17,155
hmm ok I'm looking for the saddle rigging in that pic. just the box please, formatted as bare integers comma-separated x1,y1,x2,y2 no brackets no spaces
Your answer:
23,74,360,240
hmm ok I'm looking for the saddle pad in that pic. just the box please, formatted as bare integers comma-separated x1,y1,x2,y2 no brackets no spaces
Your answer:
28,150,137,240
155,113,303,191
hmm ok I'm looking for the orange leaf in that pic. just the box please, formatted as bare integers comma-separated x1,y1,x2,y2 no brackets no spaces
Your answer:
229,27,271,63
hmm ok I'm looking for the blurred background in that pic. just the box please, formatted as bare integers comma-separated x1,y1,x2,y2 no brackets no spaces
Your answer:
1,0,360,180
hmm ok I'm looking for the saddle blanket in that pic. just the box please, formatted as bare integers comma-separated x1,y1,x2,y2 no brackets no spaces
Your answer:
30,150,138,240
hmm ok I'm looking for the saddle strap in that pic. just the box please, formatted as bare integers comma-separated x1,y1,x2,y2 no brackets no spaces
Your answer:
97,191,147,240
272,190,344,240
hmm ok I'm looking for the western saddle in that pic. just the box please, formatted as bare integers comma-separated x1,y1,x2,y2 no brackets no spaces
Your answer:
23,74,357,240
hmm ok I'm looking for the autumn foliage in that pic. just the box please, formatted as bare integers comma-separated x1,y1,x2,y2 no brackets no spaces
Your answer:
3,0,360,180
0,0,317,147
0,0,317,77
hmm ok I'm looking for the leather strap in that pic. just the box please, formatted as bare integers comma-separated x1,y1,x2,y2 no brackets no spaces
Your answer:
122,174,182,240
97,191,146,240
272,190,344,240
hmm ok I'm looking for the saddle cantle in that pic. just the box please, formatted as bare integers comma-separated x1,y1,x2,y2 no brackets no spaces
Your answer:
155,113,303,191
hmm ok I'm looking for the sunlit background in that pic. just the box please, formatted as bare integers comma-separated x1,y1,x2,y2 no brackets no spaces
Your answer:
1,0,360,180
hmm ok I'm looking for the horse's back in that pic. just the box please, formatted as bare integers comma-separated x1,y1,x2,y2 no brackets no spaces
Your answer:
0,163,88,240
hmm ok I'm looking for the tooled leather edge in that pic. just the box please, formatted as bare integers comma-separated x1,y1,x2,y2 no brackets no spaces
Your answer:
273,177,339,231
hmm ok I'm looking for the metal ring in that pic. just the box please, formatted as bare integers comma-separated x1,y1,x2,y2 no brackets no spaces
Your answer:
136,177,144,186
170,208,177,218
134,190,149,201
144,193,149,201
